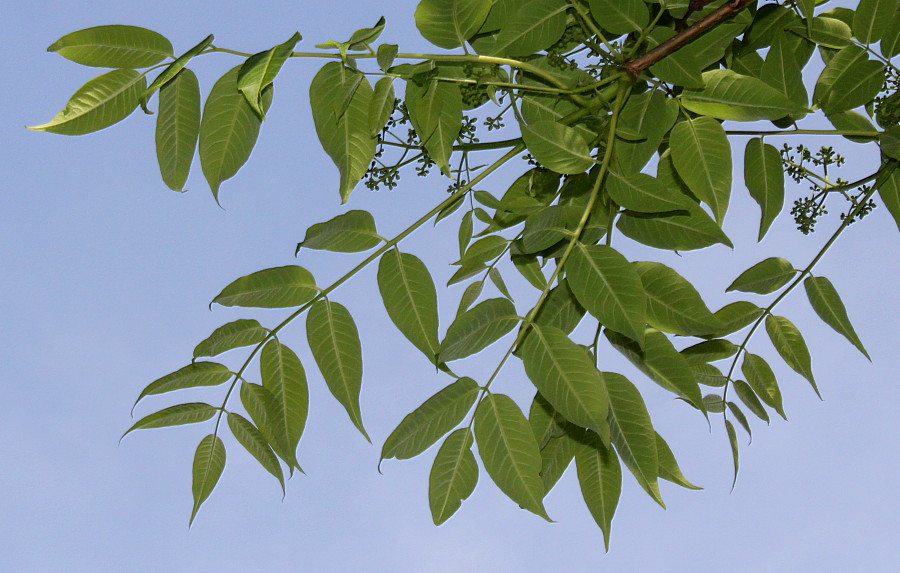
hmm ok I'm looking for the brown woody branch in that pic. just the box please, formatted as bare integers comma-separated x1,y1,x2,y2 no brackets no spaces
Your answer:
621,0,756,78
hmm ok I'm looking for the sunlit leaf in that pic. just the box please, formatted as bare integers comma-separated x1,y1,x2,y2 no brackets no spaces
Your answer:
575,429,621,551
141,35,213,107
669,117,731,224
194,319,267,358
378,250,440,363
260,341,308,470
190,434,226,525
48,25,173,68
415,0,492,49
297,210,382,253
369,77,395,137
237,32,302,119
440,298,518,362
429,428,478,525
765,315,819,396
680,69,806,122
814,46,885,114
212,266,317,308
521,121,595,175
307,299,368,440
155,68,200,191
727,257,797,295
125,403,216,436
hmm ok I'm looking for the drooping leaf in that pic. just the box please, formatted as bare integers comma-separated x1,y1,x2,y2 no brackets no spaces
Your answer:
521,205,578,253
606,170,692,213
727,401,753,441
199,66,271,200
307,300,368,440
415,0,492,49
603,372,663,507
853,0,897,44
692,363,728,388
814,46,885,114
28,69,145,135
703,394,726,413
680,339,738,365
124,403,217,436
260,341,309,470
539,430,579,495
617,203,734,251
744,138,785,241
309,62,377,202
456,280,484,316
297,210,382,253
521,324,609,439
725,420,739,489
804,276,870,359
646,27,704,88
613,90,679,174
881,9,900,57
669,117,732,225
440,298,518,362
155,68,200,191
347,17,387,50
237,32,302,119
790,16,853,49
226,412,284,492
727,257,797,295
47,25,173,68
760,32,809,109
575,429,621,551
732,379,771,423
567,244,646,345
212,266,317,308
710,301,764,337
534,280,585,334
521,121,595,175
634,261,723,337
656,432,701,490
369,77,396,136
876,166,900,230
429,428,478,525
588,0,649,36
190,434,226,525
239,382,301,474
140,34,214,107
482,0,568,57
377,250,440,363
134,363,231,407
474,393,551,520
742,352,787,420
406,78,463,177
744,5,799,50
765,315,819,396
193,319,268,358
377,43,399,71
381,377,479,461
680,69,806,122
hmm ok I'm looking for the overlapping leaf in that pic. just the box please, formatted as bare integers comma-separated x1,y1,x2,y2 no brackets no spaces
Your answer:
194,319,268,358
669,117,732,225
575,430,621,551
634,261,723,336
429,428,478,525
238,32,302,119
521,121,595,175
377,250,440,363
742,352,786,420
134,363,231,406
440,298,518,362
681,69,806,122
744,138,785,240
227,413,284,492
260,341,309,469
727,257,797,294
406,79,462,177
415,0,492,49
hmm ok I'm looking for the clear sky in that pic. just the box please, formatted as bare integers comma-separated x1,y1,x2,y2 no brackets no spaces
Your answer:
2,2,898,572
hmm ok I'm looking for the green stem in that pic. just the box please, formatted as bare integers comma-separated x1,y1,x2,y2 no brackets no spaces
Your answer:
727,129,880,137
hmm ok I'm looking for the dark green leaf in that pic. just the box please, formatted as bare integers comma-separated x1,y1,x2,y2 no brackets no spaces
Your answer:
347,17,386,50
134,363,231,407
853,0,896,44
744,138,785,241
125,403,216,436
804,276,869,360
212,265,317,308
522,121,595,175
298,210,382,253
429,428,478,525
703,394,725,413
307,300,368,440
534,280,585,334
440,298,518,362
725,420,739,489
742,352,786,420
155,68,200,192
377,43,399,71
681,69,806,122
48,25,173,68
575,430,621,551
190,434,226,525
483,0,568,57
226,413,284,492
381,378,479,461
378,250,440,363
618,203,733,251
406,79,463,177
194,319,267,358
710,301,764,337
141,34,214,108
588,0,649,35
670,117,732,225
727,401,753,441
876,166,900,229
240,382,302,473
765,315,819,396
606,170,691,213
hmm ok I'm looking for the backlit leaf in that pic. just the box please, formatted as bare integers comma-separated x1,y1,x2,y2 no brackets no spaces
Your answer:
194,319,267,359
381,377,479,461
378,250,440,363
260,341,308,470
710,301,764,337
155,68,200,192
240,382,301,473
237,32,302,119
483,0,568,57
742,352,786,420
307,300,368,440
369,77,395,136
766,315,819,396
125,403,216,436
804,276,869,360
727,257,797,295
744,138,785,241
814,46,885,114
135,363,231,407
534,280,585,334
297,210,382,253
588,0,649,35
212,266,317,308
877,166,900,229
727,401,753,441
575,430,621,551
226,413,284,492
474,393,551,520
681,69,805,122
429,428,478,525
634,261,723,337
680,339,738,365
725,420,739,489
415,0,492,49
521,121,595,175
670,117,732,224
48,25,173,68
656,432,701,490
190,434,226,525
440,298,518,362
733,379,770,423
606,170,691,213
406,78,463,177
853,0,897,44
141,35,213,107
617,203,734,251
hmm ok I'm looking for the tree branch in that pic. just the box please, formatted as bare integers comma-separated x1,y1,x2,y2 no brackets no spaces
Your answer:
621,0,756,78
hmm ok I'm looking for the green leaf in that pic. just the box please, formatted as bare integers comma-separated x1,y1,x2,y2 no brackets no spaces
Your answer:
260,341,309,469
534,280,585,334
521,205,577,253
727,401,753,441
725,420,739,489
226,413,284,493
134,363,231,407
199,65,271,200
307,300,368,440
347,17,386,50
656,432,701,490
634,261,723,337
613,90,679,174
727,257,797,294
194,319,267,359
124,403,216,436
681,69,805,122
190,434,226,525
155,68,200,192
514,255,549,291
297,210,382,253
521,121,595,175
237,32,302,120
538,430,578,495
791,16,853,49
742,352,786,420
212,265,317,308
429,428,478,525
483,0,568,57
617,203,734,251
880,10,900,57
458,235,507,265
669,117,732,225
732,379,771,423
406,79,463,177
521,325,610,439
710,301,764,337
377,43,399,71
606,170,691,213
680,339,738,365
369,77,395,137
877,166,900,229
814,46,885,114
309,62,377,202
603,372,663,507
826,109,877,143
765,315,819,396
853,0,897,44
415,0,492,49
567,244,646,345
239,382,301,473
48,25,173,68
693,363,728,387
28,69,145,135
744,5,800,50
760,31,809,109
703,394,726,413
604,330,703,410
474,393,551,520
744,138,785,241
440,298,518,362
575,430,621,551
646,28,704,88
141,34,214,109
378,250,440,363
382,378,479,462
456,280,484,316
588,0,649,35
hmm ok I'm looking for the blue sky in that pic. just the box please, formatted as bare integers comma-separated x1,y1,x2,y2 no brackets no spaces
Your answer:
2,1,898,571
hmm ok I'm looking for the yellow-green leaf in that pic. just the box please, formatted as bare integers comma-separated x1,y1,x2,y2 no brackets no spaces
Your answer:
669,117,732,224
155,68,200,192
727,257,797,294
212,265,317,308
765,315,819,396
48,25,173,68
378,250,440,363
226,413,284,493
190,434,226,525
